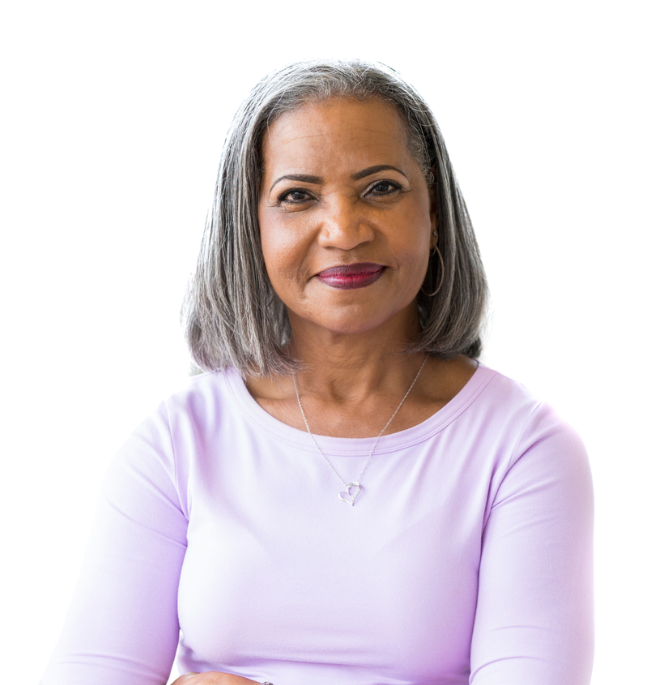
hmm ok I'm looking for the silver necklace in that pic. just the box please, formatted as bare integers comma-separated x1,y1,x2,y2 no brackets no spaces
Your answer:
292,356,428,506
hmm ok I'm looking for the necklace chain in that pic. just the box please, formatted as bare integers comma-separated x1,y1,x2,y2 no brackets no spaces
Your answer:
292,355,428,503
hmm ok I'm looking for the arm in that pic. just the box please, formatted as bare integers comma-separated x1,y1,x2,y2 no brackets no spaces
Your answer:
41,402,188,685
470,404,594,684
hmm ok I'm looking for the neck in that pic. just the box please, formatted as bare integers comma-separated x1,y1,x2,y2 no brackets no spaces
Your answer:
286,343,427,407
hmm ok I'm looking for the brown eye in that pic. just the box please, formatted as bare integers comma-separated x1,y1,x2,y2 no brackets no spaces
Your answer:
367,180,401,196
279,189,312,204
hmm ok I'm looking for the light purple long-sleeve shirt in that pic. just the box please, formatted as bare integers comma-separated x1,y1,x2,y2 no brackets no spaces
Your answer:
41,363,594,685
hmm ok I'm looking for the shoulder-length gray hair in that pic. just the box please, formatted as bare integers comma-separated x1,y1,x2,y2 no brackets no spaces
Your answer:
182,59,488,376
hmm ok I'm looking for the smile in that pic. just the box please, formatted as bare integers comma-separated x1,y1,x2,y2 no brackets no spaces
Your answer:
317,266,387,290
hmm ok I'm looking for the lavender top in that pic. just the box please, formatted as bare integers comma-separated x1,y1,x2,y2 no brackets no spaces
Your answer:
42,363,594,685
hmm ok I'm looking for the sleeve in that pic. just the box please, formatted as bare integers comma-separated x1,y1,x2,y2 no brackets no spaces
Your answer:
41,401,188,685
469,404,594,685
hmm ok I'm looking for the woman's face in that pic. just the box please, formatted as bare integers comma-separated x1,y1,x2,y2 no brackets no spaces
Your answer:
258,97,436,339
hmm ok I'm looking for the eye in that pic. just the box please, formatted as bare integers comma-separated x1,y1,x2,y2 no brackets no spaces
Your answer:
278,188,313,205
366,180,402,197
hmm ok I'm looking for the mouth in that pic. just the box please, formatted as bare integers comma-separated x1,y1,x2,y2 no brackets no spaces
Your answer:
317,262,383,276
317,265,387,290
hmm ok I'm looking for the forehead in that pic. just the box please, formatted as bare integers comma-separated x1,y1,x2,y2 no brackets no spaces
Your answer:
260,97,412,173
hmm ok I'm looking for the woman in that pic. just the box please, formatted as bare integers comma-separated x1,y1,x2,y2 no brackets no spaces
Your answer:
41,60,594,685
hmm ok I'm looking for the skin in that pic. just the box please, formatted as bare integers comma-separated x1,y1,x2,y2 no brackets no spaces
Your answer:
247,96,476,437
171,673,258,685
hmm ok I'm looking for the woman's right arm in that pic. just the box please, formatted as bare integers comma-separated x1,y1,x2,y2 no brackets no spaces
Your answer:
41,401,188,685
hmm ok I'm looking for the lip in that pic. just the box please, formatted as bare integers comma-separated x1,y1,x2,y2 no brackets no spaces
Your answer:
318,262,384,276
316,263,386,290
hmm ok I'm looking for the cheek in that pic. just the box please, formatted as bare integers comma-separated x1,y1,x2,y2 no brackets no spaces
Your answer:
260,222,308,271
400,230,430,261
259,214,283,271
259,217,310,288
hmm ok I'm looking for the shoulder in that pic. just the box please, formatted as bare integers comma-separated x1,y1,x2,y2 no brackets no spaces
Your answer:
418,354,479,407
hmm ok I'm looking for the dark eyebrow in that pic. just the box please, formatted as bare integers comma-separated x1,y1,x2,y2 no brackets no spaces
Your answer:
269,165,408,193
351,165,408,181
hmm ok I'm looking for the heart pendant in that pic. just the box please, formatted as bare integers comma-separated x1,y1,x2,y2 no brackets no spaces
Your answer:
339,482,361,506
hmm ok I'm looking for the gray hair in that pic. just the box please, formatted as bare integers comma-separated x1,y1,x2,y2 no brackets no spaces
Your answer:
182,59,488,376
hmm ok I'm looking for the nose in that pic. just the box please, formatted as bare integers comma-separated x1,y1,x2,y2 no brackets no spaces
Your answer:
316,195,375,250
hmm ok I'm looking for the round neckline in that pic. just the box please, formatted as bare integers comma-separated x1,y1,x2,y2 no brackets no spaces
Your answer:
224,361,496,457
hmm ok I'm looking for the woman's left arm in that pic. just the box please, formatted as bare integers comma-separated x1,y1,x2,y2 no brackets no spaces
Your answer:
470,404,594,685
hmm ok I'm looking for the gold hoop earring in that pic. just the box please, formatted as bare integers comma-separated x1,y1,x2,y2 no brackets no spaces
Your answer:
420,233,445,297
